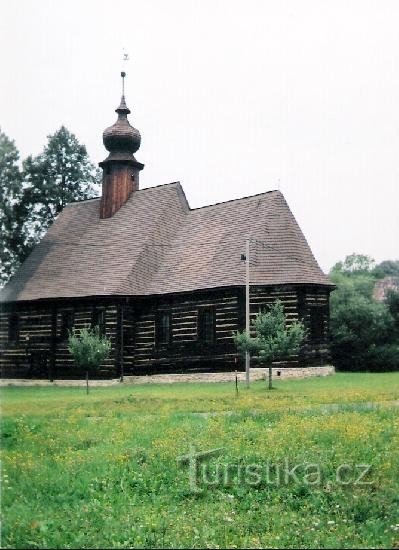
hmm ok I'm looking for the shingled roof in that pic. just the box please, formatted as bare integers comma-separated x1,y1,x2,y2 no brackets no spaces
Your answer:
0,183,332,303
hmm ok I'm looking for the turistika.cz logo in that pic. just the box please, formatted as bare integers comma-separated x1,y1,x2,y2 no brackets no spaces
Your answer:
177,445,373,494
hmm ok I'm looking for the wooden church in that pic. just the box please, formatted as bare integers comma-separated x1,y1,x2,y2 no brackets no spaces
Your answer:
0,76,334,379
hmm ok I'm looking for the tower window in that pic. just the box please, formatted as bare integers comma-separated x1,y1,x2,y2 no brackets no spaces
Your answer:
8,314,20,344
156,312,171,345
198,307,215,345
60,310,74,341
92,308,106,336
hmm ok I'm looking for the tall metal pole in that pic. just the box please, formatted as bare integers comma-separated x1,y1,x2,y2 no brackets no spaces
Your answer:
118,304,124,382
245,238,250,388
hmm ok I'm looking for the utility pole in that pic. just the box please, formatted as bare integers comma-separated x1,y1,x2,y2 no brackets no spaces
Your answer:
117,304,124,382
245,238,250,388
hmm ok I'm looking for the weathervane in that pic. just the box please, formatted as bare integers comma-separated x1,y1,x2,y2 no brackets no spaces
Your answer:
121,48,130,95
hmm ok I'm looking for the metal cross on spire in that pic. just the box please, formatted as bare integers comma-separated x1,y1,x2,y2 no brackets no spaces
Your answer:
121,48,130,96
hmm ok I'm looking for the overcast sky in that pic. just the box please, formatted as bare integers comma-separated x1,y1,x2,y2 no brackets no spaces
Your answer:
1,0,398,272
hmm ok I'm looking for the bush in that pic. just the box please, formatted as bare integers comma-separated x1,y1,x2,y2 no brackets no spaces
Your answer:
364,343,399,371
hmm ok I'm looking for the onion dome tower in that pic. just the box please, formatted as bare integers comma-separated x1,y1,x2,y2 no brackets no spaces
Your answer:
99,72,144,219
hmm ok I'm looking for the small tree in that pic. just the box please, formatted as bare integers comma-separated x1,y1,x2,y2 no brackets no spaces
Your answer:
68,326,111,393
234,300,305,389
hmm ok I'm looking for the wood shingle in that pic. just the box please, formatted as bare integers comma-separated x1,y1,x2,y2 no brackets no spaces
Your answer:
0,183,331,303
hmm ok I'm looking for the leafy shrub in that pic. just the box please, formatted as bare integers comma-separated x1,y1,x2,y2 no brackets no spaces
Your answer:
68,326,111,375
234,300,305,388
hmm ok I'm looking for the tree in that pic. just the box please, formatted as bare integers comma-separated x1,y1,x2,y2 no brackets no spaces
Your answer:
386,290,399,332
329,260,399,371
331,253,375,275
0,129,31,285
234,300,305,389
329,269,375,301
68,326,111,393
0,127,100,286
373,260,399,279
22,126,100,243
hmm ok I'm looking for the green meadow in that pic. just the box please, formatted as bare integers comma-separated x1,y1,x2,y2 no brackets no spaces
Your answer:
1,373,399,549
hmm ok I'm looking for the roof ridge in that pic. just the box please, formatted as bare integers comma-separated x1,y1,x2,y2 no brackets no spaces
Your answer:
66,182,183,208
66,196,101,207
190,189,280,211
138,181,181,192
66,185,279,212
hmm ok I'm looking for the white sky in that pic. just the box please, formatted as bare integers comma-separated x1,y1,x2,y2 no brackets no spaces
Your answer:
1,0,398,273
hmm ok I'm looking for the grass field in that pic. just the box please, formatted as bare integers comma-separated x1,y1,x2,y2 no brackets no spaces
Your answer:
1,372,399,549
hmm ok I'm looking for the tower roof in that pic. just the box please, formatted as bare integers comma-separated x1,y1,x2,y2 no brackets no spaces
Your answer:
101,72,141,163
115,94,130,115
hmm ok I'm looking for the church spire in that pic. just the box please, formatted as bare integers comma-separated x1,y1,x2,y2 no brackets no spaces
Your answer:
99,72,144,219
116,72,130,114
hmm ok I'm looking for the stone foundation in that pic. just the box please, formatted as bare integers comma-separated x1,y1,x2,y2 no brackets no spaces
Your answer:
123,365,335,384
0,366,335,387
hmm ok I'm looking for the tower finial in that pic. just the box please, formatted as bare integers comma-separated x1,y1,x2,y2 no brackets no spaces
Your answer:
121,71,126,96
120,49,129,101
116,70,130,114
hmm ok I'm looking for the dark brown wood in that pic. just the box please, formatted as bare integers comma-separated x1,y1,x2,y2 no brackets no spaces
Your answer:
100,163,134,219
49,307,57,381
99,160,143,219
0,284,332,379
0,298,118,379
116,304,124,380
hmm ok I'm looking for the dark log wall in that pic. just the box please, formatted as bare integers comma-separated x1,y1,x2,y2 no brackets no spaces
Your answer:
54,304,118,378
249,285,331,366
0,301,118,379
122,304,135,376
298,286,331,365
127,289,241,374
1,305,53,379
0,284,331,379
250,285,299,323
